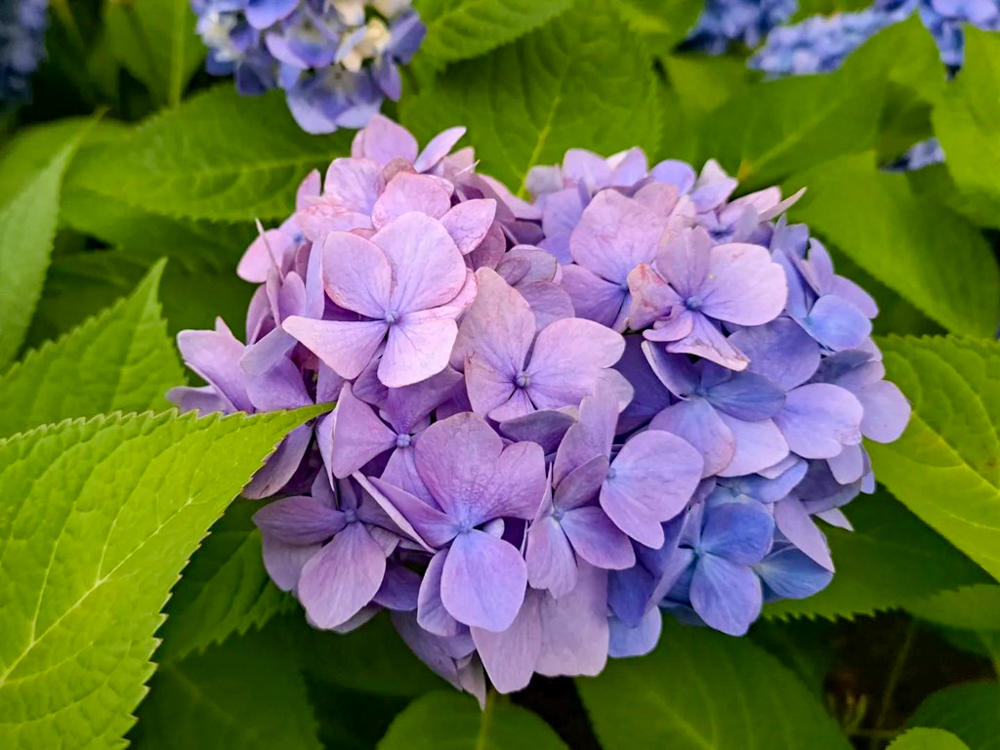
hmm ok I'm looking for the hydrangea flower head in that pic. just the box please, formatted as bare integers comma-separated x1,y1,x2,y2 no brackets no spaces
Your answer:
1,0,48,105
170,117,910,701
191,0,425,133
685,0,798,53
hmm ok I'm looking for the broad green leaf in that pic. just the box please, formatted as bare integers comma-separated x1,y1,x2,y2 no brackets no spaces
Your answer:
288,612,446,697
0,122,87,367
909,585,1000,632
401,0,660,193
415,0,572,65
66,87,352,222
617,0,702,49
932,28,1000,228
0,261,183,439
867,336,1000,582
105,0,204,106
664,53,754,120
0,407,317,749
130,625,321,750
784,155,1000,337
764,491,990,621
305,678,409,750
909,682,1000,750
157,500,292,662
578,617,852,750
377,692,567,749
29,247,255,343
889,729,972,750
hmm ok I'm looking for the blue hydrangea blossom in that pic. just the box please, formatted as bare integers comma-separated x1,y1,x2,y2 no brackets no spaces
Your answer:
1,0,47,105
170,118,910,699
191,0,425,133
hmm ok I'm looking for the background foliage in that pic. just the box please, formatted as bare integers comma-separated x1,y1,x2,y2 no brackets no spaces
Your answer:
1,0,999,748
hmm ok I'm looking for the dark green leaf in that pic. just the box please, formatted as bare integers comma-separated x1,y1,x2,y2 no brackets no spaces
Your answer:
909,682,1000,750
889,728,971,750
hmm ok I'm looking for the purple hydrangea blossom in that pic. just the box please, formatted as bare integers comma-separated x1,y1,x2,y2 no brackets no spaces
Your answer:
1,0,47,105
170,117,911,699
685,0,798,53
192,0,425,133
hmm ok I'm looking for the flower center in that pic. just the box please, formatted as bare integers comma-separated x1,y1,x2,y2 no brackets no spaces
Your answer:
384,310,399,325
684,296,703,311
395,433,412,448
343,508,358,524
606,466,617,481
515,371,531,388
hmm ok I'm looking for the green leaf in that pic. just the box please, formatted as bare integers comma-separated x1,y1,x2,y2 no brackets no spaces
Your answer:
288,612,447,697
415,0,572,65
931,28,1000,228
130,625,321,750
577,617,852,750
401,0,660,193
377,692,568,749
0,122,88,367
617,0,702,49
0,407,317,749
909,682,1000,750
909,585,1000,632
157,500,292,662
867,336,1000,582
784,155,1000,337
889,728,972,750
0,261,183,439
104,0,204,106
764,490,990,621
66,86,352,222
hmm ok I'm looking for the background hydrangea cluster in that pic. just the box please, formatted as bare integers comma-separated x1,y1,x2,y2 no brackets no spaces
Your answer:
169,117,910,699
191,0,424,132
0,0,47,105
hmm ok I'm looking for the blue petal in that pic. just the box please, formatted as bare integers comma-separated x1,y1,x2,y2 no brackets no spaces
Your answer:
690,554,762,636
755,545,834,600
699,501,774,564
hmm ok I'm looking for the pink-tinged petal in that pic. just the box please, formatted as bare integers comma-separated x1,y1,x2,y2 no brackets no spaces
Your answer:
799,295,872,351
627,262,685,330
372,173,453,229
299,523,387,629
322,156,385,212
363,475,453,548
859,380,910,443
382,366,463,433
563,148,612,186
283,316,387,380
690,555,762,636
296,169,321,209
497,246,559,285
561,507,636,570
371,212,467,313
441,530,528,631
656,226,711,298
536,563,609,677
415,413,546,523
243,424,313,499
775,383,863,459
716,414,789,478
485,383,535,422
418,550,463,636
700,242,788,325
253,495,345,545
644,309,695,342
570,190,663,283
440,199,497,255
690,159,738,211
667,313,750,371
517,281,575,331
525,516,578,598
560,264,628,330
330,384,397,478
453,268,534,374
650,399,734,477
608,147,648,186
828,443,865,484
414,126,466,172
553,384,617,484
177,320,252,412
241,328,297,380
321,231,391,318
297,203,371,243
260,532,319,591
472,594,542,693
526,318,626,409
238,227,291,283
497,409,576,454
465,354,518,417
555,456,609,511
774,496,834,571
380,310,458,388
351,114,418,165
601,430,703,546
